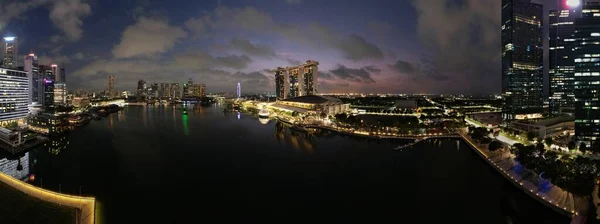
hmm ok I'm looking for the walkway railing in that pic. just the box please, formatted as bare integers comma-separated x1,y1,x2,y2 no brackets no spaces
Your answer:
0,171,95,224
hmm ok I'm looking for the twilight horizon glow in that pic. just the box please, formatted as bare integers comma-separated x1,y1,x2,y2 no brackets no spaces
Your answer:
0,0,558,94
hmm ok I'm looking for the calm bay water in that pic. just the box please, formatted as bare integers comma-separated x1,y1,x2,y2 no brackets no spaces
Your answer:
0,105,568,223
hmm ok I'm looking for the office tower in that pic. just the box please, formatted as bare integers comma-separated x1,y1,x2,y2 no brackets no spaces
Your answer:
0,68,30,124
107,75,115,98
38,65,54,107
236,83,241,98
2,37,17,69
501,0,544,120
52,64,66,105
199,84,206,97
170,83,181,99
550,3,581,115
60,66,66,84
574,1,600,145
137,80,146,100
53,83,66,105
150,83,158,98
24,53,40,105
271,60,319,100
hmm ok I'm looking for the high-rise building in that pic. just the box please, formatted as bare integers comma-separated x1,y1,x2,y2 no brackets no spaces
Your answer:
274,69,287,100
199,84,206,97
271,60,319,100
136,80,146,101
236,83,241,98
2,37,17,69
107,75,115,98
60,66,66,84
38,65,55,107
574,1,600,145
501,0,544,120
24,53,40,105
53,83,66,105
170,83,181,99
549,5,580,115
0,67,29,125
52,64,66,105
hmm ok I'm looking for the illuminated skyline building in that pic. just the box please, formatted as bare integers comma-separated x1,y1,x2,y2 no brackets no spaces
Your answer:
501,0,544,120
236,83,241,98
574,1,600,145
24,53,40,105
2,37,17,69
549,4,581,115
107,75,115,98
271,60,319,100
38,65,54,107
0,67,29,125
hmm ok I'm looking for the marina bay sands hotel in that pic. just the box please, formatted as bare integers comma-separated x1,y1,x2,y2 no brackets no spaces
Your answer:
271,60,319,100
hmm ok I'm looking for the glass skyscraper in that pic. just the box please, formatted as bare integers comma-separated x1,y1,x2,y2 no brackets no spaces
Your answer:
574,2,600,145
501,0,544,120
549,6,580,115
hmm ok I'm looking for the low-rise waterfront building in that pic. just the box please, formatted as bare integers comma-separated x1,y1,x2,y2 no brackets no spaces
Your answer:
0,127,36,148
509,116,575,139
269,95,349,116
72,97,91,108
27,114,68,136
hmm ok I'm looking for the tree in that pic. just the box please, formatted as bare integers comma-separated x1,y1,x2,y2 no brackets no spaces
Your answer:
579,142,588,153
527,132,536,141
291,111,299,117
544,137,553,147
568,141,576,151
536,142,546,154
320,112,327,119
488,140,503,151
591,139,600,154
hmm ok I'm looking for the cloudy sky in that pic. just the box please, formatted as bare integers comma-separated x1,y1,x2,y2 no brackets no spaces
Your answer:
0,0,559,94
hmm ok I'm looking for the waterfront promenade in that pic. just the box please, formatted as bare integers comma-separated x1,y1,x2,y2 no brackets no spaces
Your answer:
0,171,96,224
460,134,588,223
303,120,586,221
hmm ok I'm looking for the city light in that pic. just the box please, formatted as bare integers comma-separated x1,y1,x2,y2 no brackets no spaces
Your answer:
566,0,580,7
3,37,15,41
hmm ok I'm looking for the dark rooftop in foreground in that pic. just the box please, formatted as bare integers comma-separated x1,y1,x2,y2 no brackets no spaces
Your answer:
281,95,342,104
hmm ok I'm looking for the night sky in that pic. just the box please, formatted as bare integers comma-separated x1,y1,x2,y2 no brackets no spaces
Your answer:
0,0,559,94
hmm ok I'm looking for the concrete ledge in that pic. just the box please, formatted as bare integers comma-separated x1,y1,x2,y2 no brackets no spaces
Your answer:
0,171,95,224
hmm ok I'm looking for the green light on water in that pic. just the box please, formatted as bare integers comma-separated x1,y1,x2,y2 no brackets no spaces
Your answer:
182,114,189,136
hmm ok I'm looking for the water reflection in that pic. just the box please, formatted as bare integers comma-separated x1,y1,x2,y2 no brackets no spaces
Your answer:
258,118,269,124
45,136,69,155
182,114,189,136
274,121,315,153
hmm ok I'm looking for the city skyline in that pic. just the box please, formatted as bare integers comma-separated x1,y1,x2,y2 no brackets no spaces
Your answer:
0,0,560,94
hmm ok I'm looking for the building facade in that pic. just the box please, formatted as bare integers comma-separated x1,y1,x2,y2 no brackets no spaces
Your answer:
236,82,241,98
107,75,115,98
501,0,544,120
2,37,17,69
271,60,319,100
53,83,66,105
136,80,146,100
549,6,580,115
24,53,40,105
0,68,29,125
38,65,55,108
574,2,600,145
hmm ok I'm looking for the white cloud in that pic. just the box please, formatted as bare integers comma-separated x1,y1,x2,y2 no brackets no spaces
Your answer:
49,0,92,41
112,17,187,59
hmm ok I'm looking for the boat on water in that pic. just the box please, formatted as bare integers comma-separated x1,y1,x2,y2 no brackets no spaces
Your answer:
258,108,270,119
